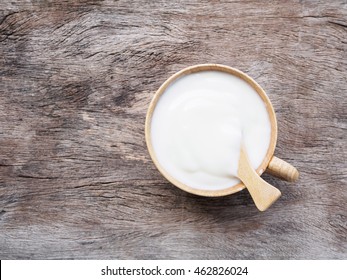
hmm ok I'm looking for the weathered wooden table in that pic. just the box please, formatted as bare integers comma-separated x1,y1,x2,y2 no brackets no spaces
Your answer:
0,0,346,259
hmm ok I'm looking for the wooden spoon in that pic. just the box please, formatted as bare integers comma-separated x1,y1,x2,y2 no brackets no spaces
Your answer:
238,146,281,211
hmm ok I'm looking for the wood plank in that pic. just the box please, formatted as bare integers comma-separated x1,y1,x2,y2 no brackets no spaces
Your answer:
0,0,346,259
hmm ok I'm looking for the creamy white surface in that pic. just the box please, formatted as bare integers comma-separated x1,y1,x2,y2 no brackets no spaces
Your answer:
150,71,271,191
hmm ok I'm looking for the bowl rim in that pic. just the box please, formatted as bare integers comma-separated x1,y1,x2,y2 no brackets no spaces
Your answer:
145,63,277,197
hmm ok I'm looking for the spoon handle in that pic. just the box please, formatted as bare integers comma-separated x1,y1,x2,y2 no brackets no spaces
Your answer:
238,147,281,211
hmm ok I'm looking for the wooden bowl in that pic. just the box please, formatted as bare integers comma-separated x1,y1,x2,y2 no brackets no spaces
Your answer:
145,64,299,197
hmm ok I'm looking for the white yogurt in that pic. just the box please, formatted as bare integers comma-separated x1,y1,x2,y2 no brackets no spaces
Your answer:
150,71,271,191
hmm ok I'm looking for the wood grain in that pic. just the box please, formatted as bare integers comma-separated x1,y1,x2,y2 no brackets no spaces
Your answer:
0,0,346,259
